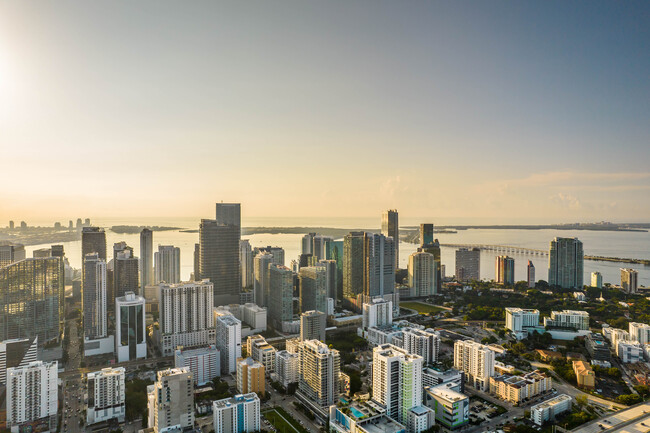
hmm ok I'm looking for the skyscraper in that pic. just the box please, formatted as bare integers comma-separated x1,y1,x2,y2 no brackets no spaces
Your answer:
239,239,253,289
154,245,181,284
147,368,195,433
343,232,365,308
212,393,260,433
297,340,340,412
312,236,332,261
527,261,536,288
421,234,443,294
200,203,241,306
174,345,221,386
115,292,146,362
0,337,38,386
300,310,327,342
548,237,584,289
301,233,316,255
453,340,495,391
253,251,273,307
140,228,153,290
621,268,638,294
299,266,328,314
268,264,293,328
455,248,480,281
408,251,436,297
419,223,434,247
114,246,139,298
495,256,515,285
381,209,399,269
362,299,393,329
82,227,106,277
6,361,58,432
83,253,107,340
0,242,26,267
214,311,242,374
364,233,395,298
193,243,200,281
87,367,126,425
316,259,338,303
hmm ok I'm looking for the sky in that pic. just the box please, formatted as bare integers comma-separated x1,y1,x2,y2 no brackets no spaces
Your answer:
0,1,649,224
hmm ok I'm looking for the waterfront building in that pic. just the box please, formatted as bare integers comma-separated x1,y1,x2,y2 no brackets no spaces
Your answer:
154,245,181,284
253,251,273,307
621,268,638,294
424,384,469,430
382,209,399,269
87,367,126,425
297,340,340,415
174,345,220,386
543,310,589,331
527,261,535,288
115,292,146,362
530,394,572,426
268,263,293,328
239,240,253,289
83,253,107,339
495,256,515,285
147,368,194,433
408,251,436,297
453,340,495,391
548,237,583,289
299,266,328,314
236,357,265,395
140,228,154,290
455,248,480,282
300,310,327,342
505,308,540,340
212,393,260,433
362,299,393,329
275,350,299,388
591,272,603,289
6,361,58,433
0,242,26,267
214,311,242,374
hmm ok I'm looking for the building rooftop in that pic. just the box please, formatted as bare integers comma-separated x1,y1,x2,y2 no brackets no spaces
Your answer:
426,384,467,402
531,394,572,411
213,392,259,409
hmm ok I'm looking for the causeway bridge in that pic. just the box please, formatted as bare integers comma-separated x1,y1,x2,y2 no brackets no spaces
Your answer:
440,243,548,255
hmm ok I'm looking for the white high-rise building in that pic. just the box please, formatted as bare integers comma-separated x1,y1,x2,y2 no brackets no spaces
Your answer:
115,292,146,363
505,308,540,339
297,339,341,410
401,328,440,366
147,368,194,433
591,272,603,289
543,310,589,331
253,252,273,307
453,340,495,391
629,322,650,345
300,310,327,342
0,337,38,386
362,299,393,329
621,268,638,294
408,251,436,297
214,311,242,374
83,253,108,340
154,245,181,284
617,341,643,364
241,303,267,330
372,344,424,425
87,367,126,425
530,394,572,426
174,345,221,386
6,361,58,432
158,280,215,356
213,393,260,433
240,239,253,289
275,350,299,388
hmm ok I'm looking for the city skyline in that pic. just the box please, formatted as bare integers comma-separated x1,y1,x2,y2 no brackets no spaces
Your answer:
1,1,649,222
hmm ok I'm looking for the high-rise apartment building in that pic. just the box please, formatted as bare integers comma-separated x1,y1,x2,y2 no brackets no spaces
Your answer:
214,311,242,374
372,344,423,425
0,257,64,345
212,393,260,433
301,233,316,255
455,248,480,282
364,233,395,298
316,259,338,303
193,243,200,281
275,350,299,388
246,335,276,374
408,251,436,297
147,368,194,433
268,264,293,328
115,292,146,362
297,340,340,412
495,256,515,285
591,272,603,289
256,246,286,266
236,357,265,395
158,280,215,356
6,361,58,432
0,242,26,267
420,230,443,294
527,261,536,288
402,328,440,366
621,268,638,294
362,298,393,329
629,322,650,345
83,253,107,339
240,240,253,289
140,228,154,290
312,236,332,261
82,227,107,263
453,340,495,391
0,337,38,385
343,232,365,308
548,237,584,289
114,246,139,298
253,251,273,308
299,266,328,314
420,224,434,247
87,367,126,425
154,245,181,284
505,308,540,339
543,310,589,331
174,345,221,386
200,203,241,306
300,310,327,342
381,209,399,269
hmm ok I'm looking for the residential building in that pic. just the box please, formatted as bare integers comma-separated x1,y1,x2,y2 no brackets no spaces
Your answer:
246,335,276,373
621,268,638,294
200,203,241,306
239,240,253,289
572,361,595,389
256,246,285,266
115,292,146,362
343,232,366,308
240,303,267,330
253,251,273,307
455,248,480,282
408,251,436,297
147,368,194,433
297,340,340,415
530,394,572,426
158,280,215,356
316,259,338,304
453,340,495,391
214,311,242,374
543,310,589,331
0,242,26,267
300,310,327,342
236,357,265,395
312,236,332,262
268,264,293,328
365,233,396,298
329,401,407,433
302,233,315,255
82,227,107,264
299,266,328,314
382,209,399,269
155,245,181,284
174,345,220,386
495,256,515,285
420,224,434,247
140,228,154,290
83,253,108,339
527,261,535,288
6,361,58,432
87,367,126,425
617,341,643,364
629,322,650,345
372,344,424,425
213,393,260,433
505,308,540,340
193,243,200,282
422,367,465,392
0,337,38,385
488,370,551,404
275,350,299,388
424,384,469,430
0,257,64,344
402,328,440,366
114,246,139,298
362,299,393,329
548,237,584,289
585,333,611,364
591,272,603,289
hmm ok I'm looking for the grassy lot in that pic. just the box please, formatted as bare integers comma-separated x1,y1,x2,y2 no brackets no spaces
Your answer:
401,301,444,314
263,407,310,433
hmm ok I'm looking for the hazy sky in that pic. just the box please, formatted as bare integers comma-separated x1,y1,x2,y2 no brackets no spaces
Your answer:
1,1,649,223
